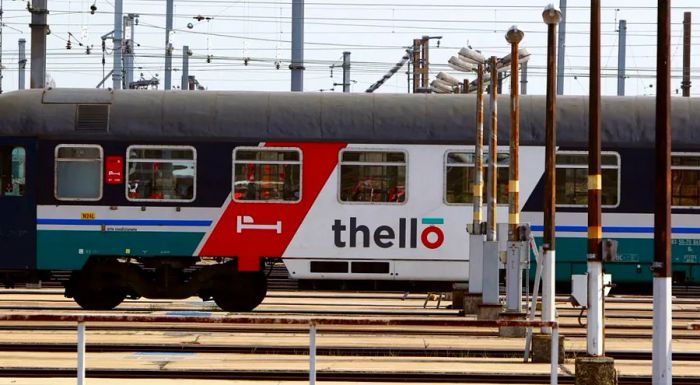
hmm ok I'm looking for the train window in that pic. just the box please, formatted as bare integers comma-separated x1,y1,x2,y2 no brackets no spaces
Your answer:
339,150,407,203
126,145,196,202
555,151,620,207
54,145,103,201
671,154,700,207
444,151,509,205
0,146,25,197
232,147,302,202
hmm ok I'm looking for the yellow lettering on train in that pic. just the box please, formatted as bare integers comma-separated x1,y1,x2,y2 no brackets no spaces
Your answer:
81,212,96,220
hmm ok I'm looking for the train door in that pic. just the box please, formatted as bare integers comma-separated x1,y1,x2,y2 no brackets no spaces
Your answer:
0,138,36,269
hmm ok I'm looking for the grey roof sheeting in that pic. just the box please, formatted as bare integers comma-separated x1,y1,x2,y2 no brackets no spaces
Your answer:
0,88,699,148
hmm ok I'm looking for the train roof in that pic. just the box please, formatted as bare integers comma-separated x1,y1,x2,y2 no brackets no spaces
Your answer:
0,88,699,148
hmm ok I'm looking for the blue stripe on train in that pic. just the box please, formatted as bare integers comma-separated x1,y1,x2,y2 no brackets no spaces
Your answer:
530,225,700,234
37,219,212,227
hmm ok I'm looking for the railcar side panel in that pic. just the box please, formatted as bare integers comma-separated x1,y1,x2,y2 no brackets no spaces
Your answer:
0,137,37,270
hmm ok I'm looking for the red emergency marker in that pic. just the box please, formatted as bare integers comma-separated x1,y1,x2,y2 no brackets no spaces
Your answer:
106,156,124,184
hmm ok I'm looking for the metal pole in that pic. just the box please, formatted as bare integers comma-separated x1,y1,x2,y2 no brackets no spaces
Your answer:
290,0,304,91
521,61,528,95
682,12,691,97
309,321,316,385
507,28,523,246
0,0,3,94
421,36,429,90
18,38,26,90
181,46,189,90
617,20,627,96
587,0,604,357
407,59,411,93
506,27,524,314
542,5,561,334
112,0,123,90
551,326,559,385
556,0,567,95
77,321,86,385
473,64,485,234
481,56,500,307
164,0,173,90
412,39,420,93
124,14,136,89
123,16,129,89
486,56,498,243
29,0,48,89
469,63,486,296
497,72,503,94
653,2,672,384
342,51,351,93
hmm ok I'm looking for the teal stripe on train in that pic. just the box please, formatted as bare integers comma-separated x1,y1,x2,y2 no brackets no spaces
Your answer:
37,230,205,270
531,237,700,284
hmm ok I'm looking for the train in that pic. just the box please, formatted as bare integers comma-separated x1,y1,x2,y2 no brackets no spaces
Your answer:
0,88,698,311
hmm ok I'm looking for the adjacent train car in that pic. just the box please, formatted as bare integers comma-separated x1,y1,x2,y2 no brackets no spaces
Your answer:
0,88,698,311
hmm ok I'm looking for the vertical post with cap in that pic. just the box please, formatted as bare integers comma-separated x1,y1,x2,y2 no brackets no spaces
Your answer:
653,1,672,384
587,0,604,357
542,4,561,334
480,56,500,309
505,26,524,314
486,56,498,244
468,61,486,300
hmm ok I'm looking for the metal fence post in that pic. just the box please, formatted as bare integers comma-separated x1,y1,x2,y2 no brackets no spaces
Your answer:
551,325,559,385
309,321,316,385
77,321,86,385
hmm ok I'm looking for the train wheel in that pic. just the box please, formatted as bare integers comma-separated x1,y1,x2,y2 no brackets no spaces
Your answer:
213,272,267,312
69,271,126,311
73,288,126,310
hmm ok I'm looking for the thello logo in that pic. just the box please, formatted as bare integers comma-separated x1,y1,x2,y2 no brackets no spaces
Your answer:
332,217,444,249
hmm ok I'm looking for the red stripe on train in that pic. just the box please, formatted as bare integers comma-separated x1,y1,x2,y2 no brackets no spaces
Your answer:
199,142,346,271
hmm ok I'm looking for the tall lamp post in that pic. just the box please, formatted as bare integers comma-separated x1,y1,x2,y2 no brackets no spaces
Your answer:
541,3,561,336
445,49,487,314
503,26,526,326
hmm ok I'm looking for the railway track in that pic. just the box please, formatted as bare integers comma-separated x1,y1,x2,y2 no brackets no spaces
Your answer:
0,291,697,384
0,367,697,385
0,341,697,361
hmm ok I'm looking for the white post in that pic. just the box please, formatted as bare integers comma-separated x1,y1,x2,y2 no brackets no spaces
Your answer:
505,242,524,312
309,321,316,385
468,233,484,293
551,325,559,385
652,277,672,385
542,249,555,333
77,321,86,385
587,261,604,355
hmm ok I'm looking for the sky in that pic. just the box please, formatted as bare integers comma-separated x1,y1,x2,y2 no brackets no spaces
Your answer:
0,0,699,95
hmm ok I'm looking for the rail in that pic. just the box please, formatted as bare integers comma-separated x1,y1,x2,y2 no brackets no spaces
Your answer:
0,314,560,385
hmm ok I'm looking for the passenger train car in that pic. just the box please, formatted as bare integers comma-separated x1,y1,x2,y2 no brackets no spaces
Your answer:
0,89,698,311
